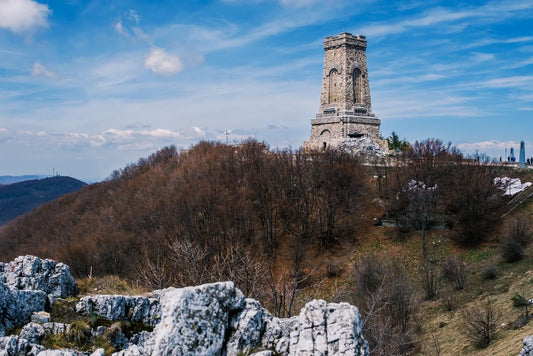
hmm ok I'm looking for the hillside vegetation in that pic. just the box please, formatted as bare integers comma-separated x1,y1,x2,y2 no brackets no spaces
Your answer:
0,176,87,226
1,139,533,355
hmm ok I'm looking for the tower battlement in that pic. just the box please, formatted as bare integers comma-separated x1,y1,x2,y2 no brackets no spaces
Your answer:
324,33,367,50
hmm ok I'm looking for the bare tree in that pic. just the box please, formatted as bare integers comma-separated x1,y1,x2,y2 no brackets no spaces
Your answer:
462,300,501,348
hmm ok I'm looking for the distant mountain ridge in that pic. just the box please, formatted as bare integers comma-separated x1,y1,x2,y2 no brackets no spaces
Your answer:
0,176,87,226
0,175,48,185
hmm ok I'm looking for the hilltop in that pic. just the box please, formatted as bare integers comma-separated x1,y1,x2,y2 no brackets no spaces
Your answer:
0,176,87,226
1,140,533,355
0,175,48,185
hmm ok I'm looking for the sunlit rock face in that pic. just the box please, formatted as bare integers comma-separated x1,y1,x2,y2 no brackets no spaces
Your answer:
1,256,369,355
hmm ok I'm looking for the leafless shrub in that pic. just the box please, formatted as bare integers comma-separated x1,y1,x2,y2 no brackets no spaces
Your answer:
501,214,532,263
421,261,438,300
210,244,268,300
353,254,418,356
441,286,456,311
462,300,501,348
507,214,532,246
501,237,524,263
441,255,469,290
268,268,301,318
326,259,344,278
481,265,498,280
136,247,173,290
431,333,441,356
168,238,210,286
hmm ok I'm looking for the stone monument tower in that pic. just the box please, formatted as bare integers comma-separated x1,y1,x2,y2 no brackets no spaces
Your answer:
304,32,387,153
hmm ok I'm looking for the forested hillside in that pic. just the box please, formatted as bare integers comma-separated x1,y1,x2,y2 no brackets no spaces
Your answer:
2,140,532,355
0,141,370,298
0,176,86,225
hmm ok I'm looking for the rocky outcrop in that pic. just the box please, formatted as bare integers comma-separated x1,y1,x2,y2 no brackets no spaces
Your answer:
112,282,368,356
76,295,160,327
339,136,386,156
1,256,368,355
0,256,77,338
521,335,533,356
0,255,77,303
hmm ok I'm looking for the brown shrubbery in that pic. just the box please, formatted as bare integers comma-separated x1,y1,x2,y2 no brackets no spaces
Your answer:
500,214,532,263
462,300,501,348
0,141,368,308
352,254,418,355
383,139,508,247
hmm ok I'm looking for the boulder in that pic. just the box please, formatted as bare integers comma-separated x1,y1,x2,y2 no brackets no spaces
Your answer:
0,282,47,336
1,256,369,355
19,323,45,345
149,281,244,355
0,255,77,303
521,335,533,356
0,336,18,356
0,255,77,336
76,295,160,326
116,282,369,356
31,311,51,324
42,322,70,335
225,299,267,355
260,300,368,356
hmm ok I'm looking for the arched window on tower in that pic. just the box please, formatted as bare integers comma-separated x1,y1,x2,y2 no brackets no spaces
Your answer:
352,68,362,104
328,69,339,103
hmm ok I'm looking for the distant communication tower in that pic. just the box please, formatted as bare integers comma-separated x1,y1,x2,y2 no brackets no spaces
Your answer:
223,130,230,144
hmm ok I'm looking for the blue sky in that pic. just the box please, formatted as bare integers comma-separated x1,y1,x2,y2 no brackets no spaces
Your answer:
0,0,532,181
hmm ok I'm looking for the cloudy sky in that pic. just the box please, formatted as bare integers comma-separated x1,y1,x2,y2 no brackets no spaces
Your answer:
0,0,532,181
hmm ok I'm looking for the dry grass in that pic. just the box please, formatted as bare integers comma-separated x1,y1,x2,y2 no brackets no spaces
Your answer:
77,275,148,296
291,202,533,355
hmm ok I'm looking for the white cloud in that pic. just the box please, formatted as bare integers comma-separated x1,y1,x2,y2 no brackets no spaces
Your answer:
31,62,56,79
118,143,153,151
462,36,533,49
115,21,128,36
139,128,180,138
471,52,494,62
216,131,254,142
144,48,183,76
358,1,533,38
0,0,50,33
193,127,205,137
132,27,148,40
481,76,533,89
128,9,140,24
457,140,531,159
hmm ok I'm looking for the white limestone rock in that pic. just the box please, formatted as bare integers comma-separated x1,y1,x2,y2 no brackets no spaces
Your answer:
150,281,244,355
225,298,267,355
91,349,106,356
42,322,70,336
261,300,368,356
0,282,47,336
76,295,160,326
31,311,51,324
250,352,275,356
520,335,533,356
0,337,18,356
261,314,299,354
19,322,45,345
339,136,385,156
0,255,77,302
